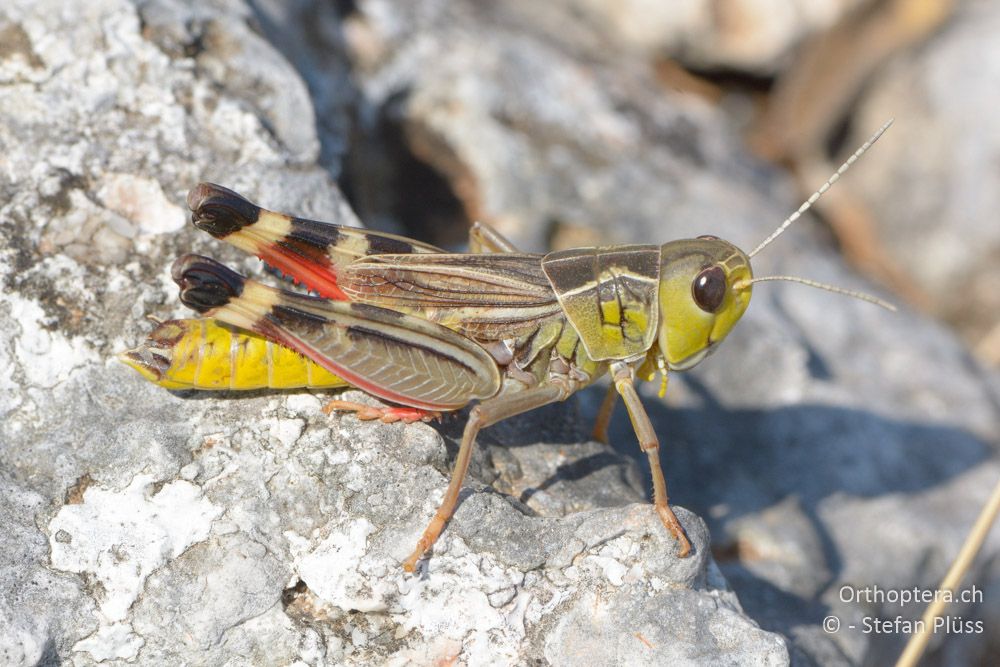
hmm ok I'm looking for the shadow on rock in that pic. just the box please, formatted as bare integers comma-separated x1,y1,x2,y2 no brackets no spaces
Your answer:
587,375,992,654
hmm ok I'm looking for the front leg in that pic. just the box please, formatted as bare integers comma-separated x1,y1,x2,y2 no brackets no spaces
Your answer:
610,361,691,557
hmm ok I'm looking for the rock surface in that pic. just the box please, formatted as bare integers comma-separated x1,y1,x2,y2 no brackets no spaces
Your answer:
555,0,867,73
1,1,998,666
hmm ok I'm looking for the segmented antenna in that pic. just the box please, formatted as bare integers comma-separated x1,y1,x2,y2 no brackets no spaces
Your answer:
734,276,896,311
748,119,894,258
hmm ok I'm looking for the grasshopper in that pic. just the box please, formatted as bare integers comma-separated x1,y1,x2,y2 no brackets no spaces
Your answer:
123,121,893,572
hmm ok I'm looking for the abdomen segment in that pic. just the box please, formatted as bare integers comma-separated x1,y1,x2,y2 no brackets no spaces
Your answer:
119,318,348,390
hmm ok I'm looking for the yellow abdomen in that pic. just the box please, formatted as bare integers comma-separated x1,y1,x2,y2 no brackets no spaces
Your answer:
119,319,347,390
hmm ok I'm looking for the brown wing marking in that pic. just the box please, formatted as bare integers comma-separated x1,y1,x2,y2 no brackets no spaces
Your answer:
341,253,564,340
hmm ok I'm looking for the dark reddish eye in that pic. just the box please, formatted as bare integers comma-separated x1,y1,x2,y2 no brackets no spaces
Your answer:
692,265,727,312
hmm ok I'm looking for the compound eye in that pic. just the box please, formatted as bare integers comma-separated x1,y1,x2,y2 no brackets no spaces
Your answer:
692,265,727,313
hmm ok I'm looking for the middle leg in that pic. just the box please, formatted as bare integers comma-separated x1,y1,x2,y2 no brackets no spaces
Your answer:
591,383,619,444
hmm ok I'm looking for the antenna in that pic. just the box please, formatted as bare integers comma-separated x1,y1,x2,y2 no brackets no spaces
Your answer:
734,275,896,311
748,118,894,258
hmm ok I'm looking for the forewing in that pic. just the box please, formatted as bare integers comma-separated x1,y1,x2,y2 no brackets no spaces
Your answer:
172,255,501,410
341,253,564,339
277,305,499,409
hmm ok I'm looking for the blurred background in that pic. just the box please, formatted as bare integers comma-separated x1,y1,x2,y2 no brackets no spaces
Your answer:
2,0,999,665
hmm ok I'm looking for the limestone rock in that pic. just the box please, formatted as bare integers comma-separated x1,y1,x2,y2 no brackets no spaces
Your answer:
2,0,997,665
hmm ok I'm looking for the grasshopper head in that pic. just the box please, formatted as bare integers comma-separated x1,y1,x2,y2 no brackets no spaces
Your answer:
657,237,752,370
653,122,896,373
